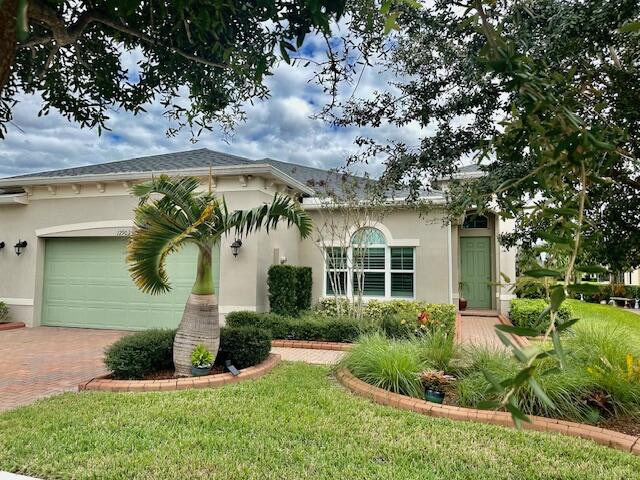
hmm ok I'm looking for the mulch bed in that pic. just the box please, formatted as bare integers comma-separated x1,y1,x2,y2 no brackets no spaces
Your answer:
598,417,640,437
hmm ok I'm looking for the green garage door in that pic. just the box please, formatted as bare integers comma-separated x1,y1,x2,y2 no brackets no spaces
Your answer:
42,238,219,330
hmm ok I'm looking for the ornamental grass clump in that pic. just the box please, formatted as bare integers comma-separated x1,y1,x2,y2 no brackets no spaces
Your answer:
340,333,424,398
455,325,640,424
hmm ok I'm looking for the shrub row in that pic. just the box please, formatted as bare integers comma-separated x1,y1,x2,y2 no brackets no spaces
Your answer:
570,284,640,304
516,277,640,303
226,311,363,343
105,326,271,379
509,298,572,331
267,265,312,316
227,299,457,343
314,298,456,337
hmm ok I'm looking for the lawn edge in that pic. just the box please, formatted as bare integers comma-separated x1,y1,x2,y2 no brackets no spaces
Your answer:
336,367,640,456
80,354,281,392
271,339,352,351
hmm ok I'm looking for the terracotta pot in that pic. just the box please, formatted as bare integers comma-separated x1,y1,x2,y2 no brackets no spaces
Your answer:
459,298,468,311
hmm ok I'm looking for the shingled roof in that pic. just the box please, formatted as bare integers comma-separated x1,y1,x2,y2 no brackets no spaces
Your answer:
0,148,374,197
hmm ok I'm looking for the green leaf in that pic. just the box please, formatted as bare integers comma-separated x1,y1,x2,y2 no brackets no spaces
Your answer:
551,329,566,368
619,21,640,33
496,324,541,337
575,265,609,274
523,268,563,278
549,286,566,311
495,330,528,362
567,283,601,294
383,12,399,34
477,400,501,410
555,317,579,332
279,42,290,64
528,377,555,408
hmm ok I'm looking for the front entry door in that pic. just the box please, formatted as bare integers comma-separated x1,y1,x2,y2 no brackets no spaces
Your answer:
460,237,492,309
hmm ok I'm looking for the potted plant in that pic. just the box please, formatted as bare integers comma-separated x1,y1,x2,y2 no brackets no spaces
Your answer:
458,282,468,311
420,369,455,404
191,344,214,376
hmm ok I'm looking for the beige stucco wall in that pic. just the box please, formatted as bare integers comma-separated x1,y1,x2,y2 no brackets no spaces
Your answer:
299,207,453,305
0,175,303,326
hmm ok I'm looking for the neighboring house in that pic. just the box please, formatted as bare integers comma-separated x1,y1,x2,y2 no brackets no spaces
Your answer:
0,149,516,329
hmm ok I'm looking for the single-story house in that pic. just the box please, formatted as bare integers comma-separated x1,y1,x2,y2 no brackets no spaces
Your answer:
0,149,516,329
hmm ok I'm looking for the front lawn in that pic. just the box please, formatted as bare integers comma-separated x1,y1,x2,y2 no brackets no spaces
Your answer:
568,299,640,341
1,363,639,479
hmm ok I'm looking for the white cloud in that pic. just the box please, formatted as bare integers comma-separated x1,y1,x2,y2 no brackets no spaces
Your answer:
0,40,423,179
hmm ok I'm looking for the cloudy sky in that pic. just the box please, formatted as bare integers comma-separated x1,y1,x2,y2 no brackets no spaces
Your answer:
0,33,424,179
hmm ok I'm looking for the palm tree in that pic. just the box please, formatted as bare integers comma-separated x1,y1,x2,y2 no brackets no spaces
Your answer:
127,175,312,375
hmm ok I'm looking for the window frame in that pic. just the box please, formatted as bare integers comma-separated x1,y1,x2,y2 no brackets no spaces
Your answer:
323,231,416,300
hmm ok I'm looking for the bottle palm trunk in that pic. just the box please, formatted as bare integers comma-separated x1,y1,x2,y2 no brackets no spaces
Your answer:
173,245,220,376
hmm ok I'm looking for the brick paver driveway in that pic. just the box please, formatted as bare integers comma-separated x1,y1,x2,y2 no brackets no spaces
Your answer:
0,327,128,412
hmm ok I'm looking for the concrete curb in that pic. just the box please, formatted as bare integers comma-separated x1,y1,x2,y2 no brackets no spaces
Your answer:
336,368,640,456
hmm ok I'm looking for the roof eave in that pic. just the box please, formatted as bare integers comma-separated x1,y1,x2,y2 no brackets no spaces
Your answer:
0,164,315,196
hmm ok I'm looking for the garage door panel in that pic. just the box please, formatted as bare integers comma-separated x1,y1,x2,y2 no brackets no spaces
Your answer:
42,238,219,330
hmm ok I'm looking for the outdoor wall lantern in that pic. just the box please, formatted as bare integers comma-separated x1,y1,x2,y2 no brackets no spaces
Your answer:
14,240,27,256
0,241,4,250
230,239,243,257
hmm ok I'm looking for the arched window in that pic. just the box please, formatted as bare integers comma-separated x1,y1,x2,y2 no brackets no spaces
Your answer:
325,226,415,299
351,227,386,246
463,214,488,229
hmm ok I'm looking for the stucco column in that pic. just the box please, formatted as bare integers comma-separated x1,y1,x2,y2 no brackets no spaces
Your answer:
496,216,517,314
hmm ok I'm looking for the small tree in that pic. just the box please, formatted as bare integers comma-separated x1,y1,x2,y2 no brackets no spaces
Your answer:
127,175,312,375
310,173,388,318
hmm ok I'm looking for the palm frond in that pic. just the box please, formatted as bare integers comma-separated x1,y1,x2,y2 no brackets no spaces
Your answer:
226,193,313,239
131,175,202,223
127,203,214,294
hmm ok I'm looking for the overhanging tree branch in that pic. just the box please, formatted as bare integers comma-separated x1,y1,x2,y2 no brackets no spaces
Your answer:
22,0,227,69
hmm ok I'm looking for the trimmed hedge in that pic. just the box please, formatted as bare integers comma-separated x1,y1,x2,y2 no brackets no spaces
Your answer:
296,267,313,312
227,299,457,342
267,265,312,316
105,326,272,379
226,311,363,343
217,326,272,369
0,301,8,323
509,298,572,331
104,329,175,380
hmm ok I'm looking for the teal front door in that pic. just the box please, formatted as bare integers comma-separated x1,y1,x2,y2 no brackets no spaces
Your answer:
460,237,492,309
42,237,220,330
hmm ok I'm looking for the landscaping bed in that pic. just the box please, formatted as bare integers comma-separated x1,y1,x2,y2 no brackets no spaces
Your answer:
1,363,639,479
339,318,640,437
81,354,281,392
227,299,456,343
104,326,272,380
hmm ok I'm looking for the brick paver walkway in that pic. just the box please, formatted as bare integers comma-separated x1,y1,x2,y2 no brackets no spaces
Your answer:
458,315,506,350
0,327,343,412
271,346,344,364
0,327,128,412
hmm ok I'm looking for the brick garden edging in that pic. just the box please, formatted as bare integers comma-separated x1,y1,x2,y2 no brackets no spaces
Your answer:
0,322,25,332
271,339,353,351
336,368,640,456
79,353,281,393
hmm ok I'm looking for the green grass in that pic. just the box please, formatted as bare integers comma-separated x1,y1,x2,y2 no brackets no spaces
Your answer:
1,363,639,479
568,299,640,341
